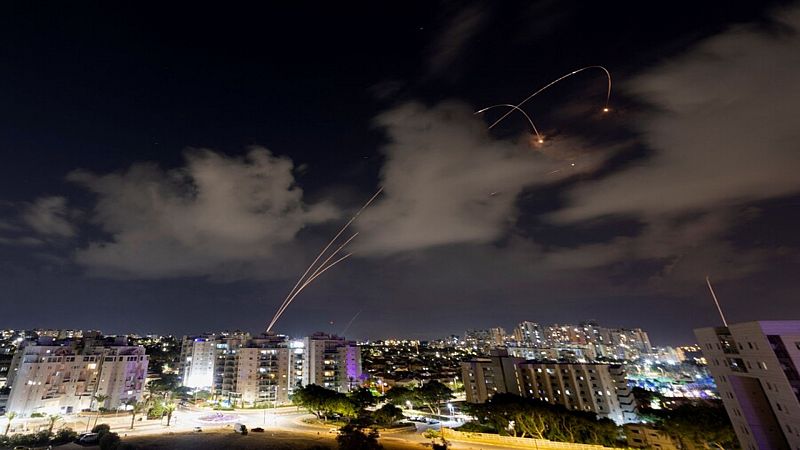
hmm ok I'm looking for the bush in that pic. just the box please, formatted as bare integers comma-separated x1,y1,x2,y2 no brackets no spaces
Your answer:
30,412,46,418
99,431,121,450
455,421,495,433
93,423,112,434
52,427,79,444
372,404,404,428
336,424,382,450
8,431,52,447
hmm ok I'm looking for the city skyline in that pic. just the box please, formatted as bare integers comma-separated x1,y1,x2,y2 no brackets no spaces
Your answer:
2,2,800,346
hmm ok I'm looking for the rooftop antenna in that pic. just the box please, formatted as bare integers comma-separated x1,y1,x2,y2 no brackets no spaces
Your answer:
705,275,728,327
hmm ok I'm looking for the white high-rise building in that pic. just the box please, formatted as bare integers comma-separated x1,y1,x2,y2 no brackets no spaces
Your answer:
215,334,303,407
180,335,220,389
5,340,148,416
303,333,361,392
695,321,800,450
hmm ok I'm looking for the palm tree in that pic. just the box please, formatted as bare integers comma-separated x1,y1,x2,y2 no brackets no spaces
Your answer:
3,411,16,436
129,401,146,430
163,402,177,427
46,414,62,435
93,394,109,429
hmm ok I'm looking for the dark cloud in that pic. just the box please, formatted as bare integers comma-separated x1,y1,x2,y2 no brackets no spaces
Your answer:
426,4,488,78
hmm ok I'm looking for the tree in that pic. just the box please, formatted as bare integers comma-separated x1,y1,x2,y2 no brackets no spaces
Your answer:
46,414,62,435
128,401,146,430
336,424,383,450
383,386,414,407
293,384,340,420
631,386,662,410
92,423,111,434
3,411,16,436
655,403,737,449
349,387,377,410
465,394,620,445
99,431,121,450
93,394,109,428
52,427,78,445
372,404,404,428
415,381,454,415
147,374,189,399
330,395,359,419
163,402,177,427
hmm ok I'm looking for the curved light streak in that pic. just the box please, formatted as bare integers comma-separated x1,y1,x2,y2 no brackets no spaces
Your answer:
488,65,612,130
474,103,543,143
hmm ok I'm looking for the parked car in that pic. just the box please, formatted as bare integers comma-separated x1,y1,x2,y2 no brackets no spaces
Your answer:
251,427,264,432
328,427,340,434
77,432,100,444
193,426,203,432
233,423,248,435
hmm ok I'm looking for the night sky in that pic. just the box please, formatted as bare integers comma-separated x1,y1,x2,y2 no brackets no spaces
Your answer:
2,1,799,345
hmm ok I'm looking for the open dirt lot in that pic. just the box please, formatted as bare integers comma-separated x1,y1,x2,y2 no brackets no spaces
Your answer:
121,429,428,450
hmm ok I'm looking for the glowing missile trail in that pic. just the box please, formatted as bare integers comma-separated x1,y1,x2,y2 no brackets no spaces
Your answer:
474,103,543,143
266,187,383,332
267,252,354,332
341,309,363,336
269,232,358,327
485,65,612,131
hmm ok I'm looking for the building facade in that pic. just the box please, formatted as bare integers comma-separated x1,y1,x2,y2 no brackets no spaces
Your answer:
214,334,303,406
515,361,628,424
461,351,524,403
695,321,800,450
513,321,544,347
180,335,219,389
303,333,362,392
5,340,148,416
461,352,634,424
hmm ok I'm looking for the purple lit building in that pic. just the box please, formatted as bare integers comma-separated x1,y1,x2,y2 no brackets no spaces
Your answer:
302,332,362,392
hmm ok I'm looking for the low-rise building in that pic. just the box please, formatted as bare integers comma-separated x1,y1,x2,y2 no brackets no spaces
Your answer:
624,423,681,449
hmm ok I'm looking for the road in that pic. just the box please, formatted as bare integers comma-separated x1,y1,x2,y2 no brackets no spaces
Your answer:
8,405,523,450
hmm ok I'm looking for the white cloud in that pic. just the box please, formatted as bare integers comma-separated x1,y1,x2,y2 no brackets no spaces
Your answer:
22,196,77,237
553,6,800,223
356,101,611,254
68,147,338,279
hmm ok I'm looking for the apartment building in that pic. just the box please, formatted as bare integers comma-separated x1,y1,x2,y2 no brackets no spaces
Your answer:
461,350,524,403
461,351,634,424
303,333,362,392
695,321,800,450
215,335,303,406
5,339,148,416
